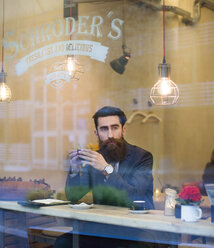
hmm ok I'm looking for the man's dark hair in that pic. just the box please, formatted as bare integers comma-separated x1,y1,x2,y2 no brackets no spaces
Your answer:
93,106,127,129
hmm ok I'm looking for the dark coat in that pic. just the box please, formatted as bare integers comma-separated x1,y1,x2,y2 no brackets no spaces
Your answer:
65,142,154,209
203,162,214,184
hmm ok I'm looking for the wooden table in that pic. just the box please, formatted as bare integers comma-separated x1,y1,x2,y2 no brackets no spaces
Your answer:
0,201,214,248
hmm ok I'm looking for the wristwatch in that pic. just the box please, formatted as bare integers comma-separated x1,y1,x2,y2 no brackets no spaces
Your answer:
103,165,114,175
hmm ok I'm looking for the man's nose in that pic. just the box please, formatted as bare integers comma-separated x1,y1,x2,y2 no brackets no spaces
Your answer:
108,129,113,138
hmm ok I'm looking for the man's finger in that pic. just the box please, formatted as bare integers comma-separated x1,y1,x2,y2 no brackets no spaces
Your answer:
79,150,97,158
78,154,96,162
69,150,77,156
69,149,78,153
79,149,95,155
69,155,78,160
80,160,94,166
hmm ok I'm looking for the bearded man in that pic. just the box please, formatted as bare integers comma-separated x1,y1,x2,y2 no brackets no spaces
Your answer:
55,107,170,248
65,106,154,209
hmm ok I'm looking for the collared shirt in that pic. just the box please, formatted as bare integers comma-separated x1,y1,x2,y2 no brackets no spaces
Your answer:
114,162,119,173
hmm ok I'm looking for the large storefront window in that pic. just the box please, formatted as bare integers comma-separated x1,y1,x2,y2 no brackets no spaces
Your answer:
0,0,214,247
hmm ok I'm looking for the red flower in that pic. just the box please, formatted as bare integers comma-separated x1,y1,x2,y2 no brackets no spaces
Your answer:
178,186,201,202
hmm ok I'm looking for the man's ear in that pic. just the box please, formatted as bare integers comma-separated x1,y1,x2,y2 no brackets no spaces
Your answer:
122,125,126,136
94,129,98,137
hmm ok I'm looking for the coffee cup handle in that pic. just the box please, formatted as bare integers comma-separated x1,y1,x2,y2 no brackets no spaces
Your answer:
196,207,202,220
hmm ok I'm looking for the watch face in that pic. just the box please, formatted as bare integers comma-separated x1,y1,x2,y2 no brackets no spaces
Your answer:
105,165,113,174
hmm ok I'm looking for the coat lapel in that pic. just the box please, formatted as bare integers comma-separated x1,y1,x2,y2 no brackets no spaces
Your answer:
118,142,133,177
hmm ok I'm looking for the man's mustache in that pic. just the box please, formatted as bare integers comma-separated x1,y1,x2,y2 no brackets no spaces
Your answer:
101,138,123,147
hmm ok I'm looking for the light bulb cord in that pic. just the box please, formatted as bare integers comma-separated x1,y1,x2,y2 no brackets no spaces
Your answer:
162,0,166,64
122,0,126,53
70,0,72,41
1,0,5,73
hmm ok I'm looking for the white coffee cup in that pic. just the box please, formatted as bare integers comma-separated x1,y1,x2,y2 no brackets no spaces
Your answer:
181,205,202,222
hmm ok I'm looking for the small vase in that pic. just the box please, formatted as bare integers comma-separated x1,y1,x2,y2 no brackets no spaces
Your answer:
181,205,202,222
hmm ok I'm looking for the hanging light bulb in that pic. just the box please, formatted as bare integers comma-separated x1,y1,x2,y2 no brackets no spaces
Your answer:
150,0,179,105
65,55,84,81
64,0,84,82
66,55,75,76
0,71,11,102
150,62,179,105
0,83,11,102
0,0,11,102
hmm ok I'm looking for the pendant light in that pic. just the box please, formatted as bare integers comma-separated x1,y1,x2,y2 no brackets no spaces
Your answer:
110,0,131,74
0,0,11,102
150,0,179,106
65,0,83,81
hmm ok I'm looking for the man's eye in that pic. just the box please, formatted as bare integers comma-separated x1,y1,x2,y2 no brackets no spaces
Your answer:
112,126,119,130
100,127,108,132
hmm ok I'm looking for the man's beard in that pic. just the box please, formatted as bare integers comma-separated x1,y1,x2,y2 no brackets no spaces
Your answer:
99,137,127,163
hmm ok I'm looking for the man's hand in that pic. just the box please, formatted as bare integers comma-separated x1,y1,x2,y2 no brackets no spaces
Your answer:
68,150,82,173
78,149,108,171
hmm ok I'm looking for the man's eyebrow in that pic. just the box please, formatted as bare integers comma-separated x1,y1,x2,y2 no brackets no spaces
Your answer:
110,124,120,127
99,125,109,129
99,124,120,129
